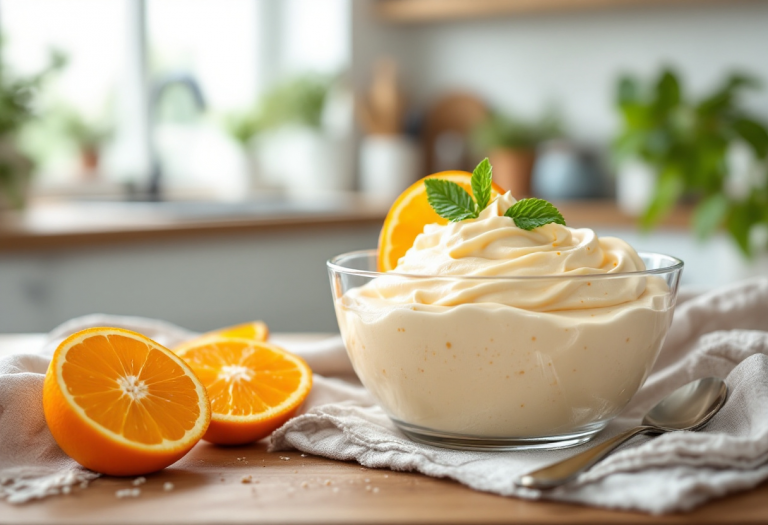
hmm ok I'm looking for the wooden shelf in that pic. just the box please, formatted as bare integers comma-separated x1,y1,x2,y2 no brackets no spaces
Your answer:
376,0,745,23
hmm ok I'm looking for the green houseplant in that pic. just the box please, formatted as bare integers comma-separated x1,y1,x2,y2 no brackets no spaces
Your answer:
0,49,65,208
223,74,331,146
472,110,561,197
613,68,768,256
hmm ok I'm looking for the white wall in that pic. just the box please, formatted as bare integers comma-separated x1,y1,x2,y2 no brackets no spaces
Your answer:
353,1,768,143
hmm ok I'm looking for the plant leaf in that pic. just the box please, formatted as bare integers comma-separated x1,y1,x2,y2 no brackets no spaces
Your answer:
654,69,681,112
471,158,493,211
733,117,768,159
425,179,478,222
693,194,729,240
617,75,640,107
726,202,754,257
504,198,566,231
697,74,760,116
640,166,684,230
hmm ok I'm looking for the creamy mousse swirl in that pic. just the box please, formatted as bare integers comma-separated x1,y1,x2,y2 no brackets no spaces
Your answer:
360,192,648,312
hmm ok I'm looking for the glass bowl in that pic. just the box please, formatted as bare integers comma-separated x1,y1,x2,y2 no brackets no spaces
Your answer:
328,249,683,451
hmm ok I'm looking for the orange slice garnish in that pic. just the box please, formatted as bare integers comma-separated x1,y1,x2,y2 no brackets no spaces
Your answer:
378,171,505,272
43,327,211,476
174,338,312,445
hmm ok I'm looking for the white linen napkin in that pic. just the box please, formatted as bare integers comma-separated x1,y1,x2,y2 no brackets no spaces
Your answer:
1,278,767,514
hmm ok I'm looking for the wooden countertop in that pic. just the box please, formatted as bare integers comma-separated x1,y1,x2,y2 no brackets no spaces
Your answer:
0,195,389,253
5,441,768,525
1,333,767,525
0,197,693,253
376,0,740,23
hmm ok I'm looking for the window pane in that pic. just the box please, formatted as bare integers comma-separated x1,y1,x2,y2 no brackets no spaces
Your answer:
145,0,262,198
1,0,133,186
147,0,261,112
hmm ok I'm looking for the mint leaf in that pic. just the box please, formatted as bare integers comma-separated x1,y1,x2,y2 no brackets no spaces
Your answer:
471,158,493,211
504,198,566,230
425,179,478,222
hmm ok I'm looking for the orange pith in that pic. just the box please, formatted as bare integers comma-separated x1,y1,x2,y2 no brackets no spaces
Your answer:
175,338,312,445
377,171,505,272
43,327,211,476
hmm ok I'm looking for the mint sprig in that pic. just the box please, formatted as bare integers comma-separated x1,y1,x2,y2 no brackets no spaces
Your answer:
424,159,567,230
504,198,566,230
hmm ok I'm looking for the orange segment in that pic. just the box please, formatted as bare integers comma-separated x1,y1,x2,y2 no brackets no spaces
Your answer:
174,321,269,355
43,327,211,476
210,320,269,341
175,338,312,445
378,171,505,272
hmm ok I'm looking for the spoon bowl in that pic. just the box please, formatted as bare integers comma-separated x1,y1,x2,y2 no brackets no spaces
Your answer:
517,377,728,489
643,377,728,431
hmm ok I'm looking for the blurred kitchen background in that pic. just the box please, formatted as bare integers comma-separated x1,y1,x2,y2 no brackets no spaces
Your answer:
1,0,767,333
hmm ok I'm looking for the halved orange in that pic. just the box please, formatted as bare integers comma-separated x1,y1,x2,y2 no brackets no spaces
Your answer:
174,321,270,355
378,171,505,272
174,338,312,445
43,327,211,476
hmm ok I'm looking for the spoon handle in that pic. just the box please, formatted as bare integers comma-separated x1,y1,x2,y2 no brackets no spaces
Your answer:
516,426,654,489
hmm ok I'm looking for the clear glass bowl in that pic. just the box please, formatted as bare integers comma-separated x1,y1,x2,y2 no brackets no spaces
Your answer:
328,250,683,451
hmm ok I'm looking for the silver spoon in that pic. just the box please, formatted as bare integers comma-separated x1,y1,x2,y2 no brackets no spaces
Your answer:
516,377,728,489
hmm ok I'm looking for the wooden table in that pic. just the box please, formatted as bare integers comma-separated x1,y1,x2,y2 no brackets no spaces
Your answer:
2,334,766,525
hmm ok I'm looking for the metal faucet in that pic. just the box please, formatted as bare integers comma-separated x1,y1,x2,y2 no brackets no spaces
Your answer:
147,72,206,201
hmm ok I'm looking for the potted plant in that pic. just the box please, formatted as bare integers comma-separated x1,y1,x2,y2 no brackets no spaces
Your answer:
225,74,353,195
57,107,113,179
471,109,561,197
223,108,264,192
613,68,768,257
0,50,65,209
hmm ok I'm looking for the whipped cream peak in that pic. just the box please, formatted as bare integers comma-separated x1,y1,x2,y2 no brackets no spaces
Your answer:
367,191,649,311
476,191,517,220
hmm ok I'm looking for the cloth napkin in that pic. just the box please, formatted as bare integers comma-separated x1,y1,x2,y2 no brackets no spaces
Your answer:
0,279,766,514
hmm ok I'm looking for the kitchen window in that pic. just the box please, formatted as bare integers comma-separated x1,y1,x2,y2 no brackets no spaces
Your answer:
0,0,351,200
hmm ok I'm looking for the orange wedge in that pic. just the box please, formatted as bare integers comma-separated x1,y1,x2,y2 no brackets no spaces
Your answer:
43,327,211,476
378,171,505,272
213,321,269,341
175,338,312,445
174,321,270,354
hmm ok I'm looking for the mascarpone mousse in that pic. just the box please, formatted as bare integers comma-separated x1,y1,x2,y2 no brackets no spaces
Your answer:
335,193,674,438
